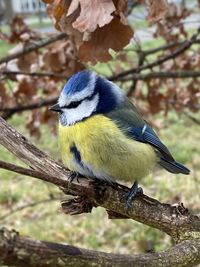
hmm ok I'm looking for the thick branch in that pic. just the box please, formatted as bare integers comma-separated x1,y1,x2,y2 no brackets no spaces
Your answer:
0,160,71,189
0,33,67,65
0,228,200,267
0,117,200,243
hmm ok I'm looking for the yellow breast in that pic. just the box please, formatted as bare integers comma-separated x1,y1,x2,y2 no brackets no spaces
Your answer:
58,115,157,182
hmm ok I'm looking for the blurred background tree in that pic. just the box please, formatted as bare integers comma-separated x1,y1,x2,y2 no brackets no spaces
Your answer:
0,0,199,258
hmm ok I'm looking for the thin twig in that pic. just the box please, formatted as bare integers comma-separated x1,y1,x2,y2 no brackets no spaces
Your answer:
142,39,200,56
183,111,200,125
0,97,57,113
0,197,61,221
110,27,200,81
0,97,58,120
0,71,67,79
116,70,200,81
0,33,67,65
127,48,146,97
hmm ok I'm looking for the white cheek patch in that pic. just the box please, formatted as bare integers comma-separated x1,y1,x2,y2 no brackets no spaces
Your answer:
63,93,99,125
58,72,97,107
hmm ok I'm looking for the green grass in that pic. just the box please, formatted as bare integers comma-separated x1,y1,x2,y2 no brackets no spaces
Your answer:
0,40,15,57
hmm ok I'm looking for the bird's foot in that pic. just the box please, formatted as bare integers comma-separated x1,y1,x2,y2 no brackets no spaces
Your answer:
68,171,81,183
125,181,143,210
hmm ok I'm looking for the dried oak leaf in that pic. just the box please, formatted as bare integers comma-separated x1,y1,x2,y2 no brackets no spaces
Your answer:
113,0,128,24
46,0,70,30
14,78,37,104
53,0,83,46
146,0,169,22
43,39,84,75
78,18,133,64
44,0,132,64
146,79,164,114
40,107,57,134
0,83,11,108
17,51,38,72
67,0,116,33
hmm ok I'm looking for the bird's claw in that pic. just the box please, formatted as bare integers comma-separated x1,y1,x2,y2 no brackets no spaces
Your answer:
125,181,143,210
68,171,80,183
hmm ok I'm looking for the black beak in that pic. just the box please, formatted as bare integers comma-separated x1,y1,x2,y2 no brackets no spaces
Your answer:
49,103,62,112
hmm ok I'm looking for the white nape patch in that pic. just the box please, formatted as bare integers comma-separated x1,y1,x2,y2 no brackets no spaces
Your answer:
62,93,99,125
106,80,125,105
58,72,97,107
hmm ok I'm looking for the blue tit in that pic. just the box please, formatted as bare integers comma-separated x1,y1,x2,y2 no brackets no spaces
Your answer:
50,70,190,203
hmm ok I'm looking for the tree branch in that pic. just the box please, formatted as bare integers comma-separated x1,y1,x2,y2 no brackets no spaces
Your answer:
118,70,200,81
0,97,58,120
141,39,200,56
0,70,67,79
110,27,200,81
0,197,60,221
183,111,200,126
0,227,200,267
2,70,200,86
0,97,57,113
0,33,67,65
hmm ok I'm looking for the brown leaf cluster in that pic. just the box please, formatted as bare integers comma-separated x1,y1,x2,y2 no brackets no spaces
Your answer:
135,0,170,22
0,16,41,43
109,1,200,126
141,1,200,116
43,39,84,75
0,17,84,136
42,0,133,64
146,0,169,22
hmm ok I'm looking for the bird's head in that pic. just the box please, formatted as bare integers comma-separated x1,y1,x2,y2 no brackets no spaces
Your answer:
50,70,124,126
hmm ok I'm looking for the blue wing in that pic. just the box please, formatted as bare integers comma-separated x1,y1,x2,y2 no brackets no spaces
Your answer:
127,124,174,162
106,98,190,175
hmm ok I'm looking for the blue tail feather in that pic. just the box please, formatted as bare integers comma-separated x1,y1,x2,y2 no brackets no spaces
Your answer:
159,158,190,175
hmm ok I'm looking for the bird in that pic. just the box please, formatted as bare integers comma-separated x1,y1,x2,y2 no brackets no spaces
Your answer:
50,70,190,206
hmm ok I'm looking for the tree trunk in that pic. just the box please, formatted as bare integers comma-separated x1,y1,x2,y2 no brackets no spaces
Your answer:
4,0,14,22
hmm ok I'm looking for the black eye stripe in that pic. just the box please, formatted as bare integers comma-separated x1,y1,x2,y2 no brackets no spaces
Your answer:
62,91,97,109
65,101,81,109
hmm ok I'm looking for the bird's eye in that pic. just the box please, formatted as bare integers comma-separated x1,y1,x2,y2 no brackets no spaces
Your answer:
66,101,81,109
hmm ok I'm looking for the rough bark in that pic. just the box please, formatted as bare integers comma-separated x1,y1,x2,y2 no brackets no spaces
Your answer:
0,116,200,266
0,228,200,267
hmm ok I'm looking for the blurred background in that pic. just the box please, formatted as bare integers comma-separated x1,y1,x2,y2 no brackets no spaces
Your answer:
0,0,200,255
